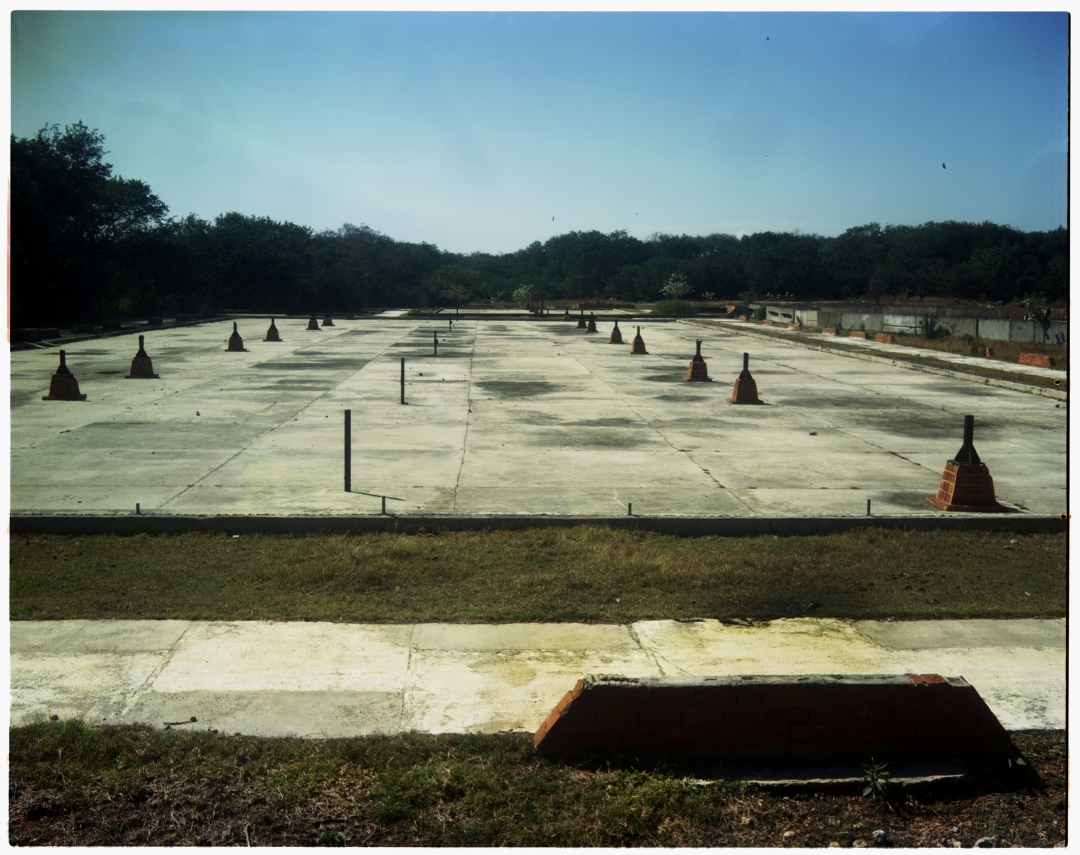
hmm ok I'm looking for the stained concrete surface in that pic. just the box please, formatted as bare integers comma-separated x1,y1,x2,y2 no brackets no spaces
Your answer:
10,316,1067,518
11,619,1065,737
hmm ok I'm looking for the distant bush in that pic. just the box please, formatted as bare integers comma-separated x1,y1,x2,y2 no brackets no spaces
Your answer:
650,300,698,317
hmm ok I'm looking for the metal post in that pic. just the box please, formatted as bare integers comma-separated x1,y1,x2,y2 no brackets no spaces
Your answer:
434,330,438,355
344,409,351,492
866,498,871,516
627,502,632,516
382,496,386,514
135,503,141,515
400,358,405,404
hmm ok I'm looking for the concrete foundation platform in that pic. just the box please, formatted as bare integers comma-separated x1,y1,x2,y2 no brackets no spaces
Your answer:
10,618,1065,738
9,317,1067,519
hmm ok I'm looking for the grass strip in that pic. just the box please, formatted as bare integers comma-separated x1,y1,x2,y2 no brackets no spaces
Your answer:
688,320,1067,391
8,720,1067,846
10,528,1066,622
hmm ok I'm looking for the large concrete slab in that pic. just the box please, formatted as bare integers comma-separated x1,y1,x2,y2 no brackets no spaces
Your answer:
10,618,1065,735
10,317,1067,518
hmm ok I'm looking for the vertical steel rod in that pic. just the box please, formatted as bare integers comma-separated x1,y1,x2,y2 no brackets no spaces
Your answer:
344,409,351,492
627,502,632,516
963,415,975,447
434,330,438,355
400,358,405,404
866,498,871,516
382,496,386,514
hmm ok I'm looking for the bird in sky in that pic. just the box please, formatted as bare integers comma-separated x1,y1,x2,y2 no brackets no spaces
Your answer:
552,216,555,221
943,163,946,169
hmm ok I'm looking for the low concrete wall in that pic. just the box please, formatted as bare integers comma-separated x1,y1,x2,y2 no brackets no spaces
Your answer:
767,307,1067,343
8,513,1068,536
534,673,1010,760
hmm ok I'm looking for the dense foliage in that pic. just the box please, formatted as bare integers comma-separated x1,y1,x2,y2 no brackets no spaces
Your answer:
10,123,1069,326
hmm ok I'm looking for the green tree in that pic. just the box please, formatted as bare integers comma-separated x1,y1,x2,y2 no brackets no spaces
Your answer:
11,121,167,325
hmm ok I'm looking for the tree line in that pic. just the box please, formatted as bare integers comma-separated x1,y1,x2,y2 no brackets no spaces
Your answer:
11,122,1069,328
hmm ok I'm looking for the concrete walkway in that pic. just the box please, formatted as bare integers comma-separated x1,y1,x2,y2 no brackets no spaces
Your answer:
11,618,1065,738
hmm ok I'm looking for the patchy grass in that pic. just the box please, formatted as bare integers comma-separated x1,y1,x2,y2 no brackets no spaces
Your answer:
10,528,1066,623
888,334,1066,365
8,720,1067,847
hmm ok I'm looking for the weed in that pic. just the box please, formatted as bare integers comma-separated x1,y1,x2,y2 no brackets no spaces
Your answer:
861,758,891,804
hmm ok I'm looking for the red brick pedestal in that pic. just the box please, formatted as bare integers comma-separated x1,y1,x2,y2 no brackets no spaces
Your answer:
629,327,648,354
608,321,624,344
125,335,159,378
42,350,87,400
684,340,711,382
927,461,1005,512
226,322,248,352
265,319,282,341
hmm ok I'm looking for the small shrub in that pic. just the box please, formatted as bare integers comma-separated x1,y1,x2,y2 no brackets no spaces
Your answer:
660,273,692,300
919,313,951,339
650,300,698,317
862,758,892,805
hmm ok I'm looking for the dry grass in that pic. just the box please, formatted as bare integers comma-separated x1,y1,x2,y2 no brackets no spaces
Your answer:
10,528,1066,623
8,720,1067,847
888,334,1066,365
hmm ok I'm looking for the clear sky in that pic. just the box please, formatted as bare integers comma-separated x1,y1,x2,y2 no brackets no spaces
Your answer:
10,11,1069,254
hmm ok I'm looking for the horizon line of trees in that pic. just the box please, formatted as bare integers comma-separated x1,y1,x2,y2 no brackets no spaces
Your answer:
11,122,1069,328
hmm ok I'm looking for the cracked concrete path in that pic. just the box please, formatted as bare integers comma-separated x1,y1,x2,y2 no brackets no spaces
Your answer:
10,618,1064,738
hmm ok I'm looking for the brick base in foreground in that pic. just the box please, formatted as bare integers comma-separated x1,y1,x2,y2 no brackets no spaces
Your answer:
534,674,1010,760
926,460,1006,512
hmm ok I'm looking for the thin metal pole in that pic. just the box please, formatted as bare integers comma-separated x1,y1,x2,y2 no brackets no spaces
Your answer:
434,330,438,355
627,502,632,516
400,358,405,404
866,498,871,516
344,409,351,492
382,496,386,514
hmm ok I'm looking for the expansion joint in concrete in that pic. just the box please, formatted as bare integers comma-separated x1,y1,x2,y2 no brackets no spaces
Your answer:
118,621,196,719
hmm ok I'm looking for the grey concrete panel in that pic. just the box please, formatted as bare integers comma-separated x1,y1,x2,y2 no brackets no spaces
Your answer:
855,619,1066,650
124,690,404,738
412,623,637,651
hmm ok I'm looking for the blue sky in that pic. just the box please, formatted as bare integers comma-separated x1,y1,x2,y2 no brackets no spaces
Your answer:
10,11,1069,254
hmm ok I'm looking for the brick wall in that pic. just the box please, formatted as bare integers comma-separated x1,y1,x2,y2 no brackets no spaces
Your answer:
534,674,1009,760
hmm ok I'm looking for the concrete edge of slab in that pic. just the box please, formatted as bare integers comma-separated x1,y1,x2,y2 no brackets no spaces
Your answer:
9,513,1067,535
682,320,1068,401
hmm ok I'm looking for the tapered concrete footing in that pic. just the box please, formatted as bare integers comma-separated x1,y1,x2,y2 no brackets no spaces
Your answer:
586,314,597,333
265,319,281,342
608,321,624,344
323,314,334,326
226,322,247,352
576,311,587,329
629,326,648,354
42,350,87,400
125,335,159,378
307,315,321,331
